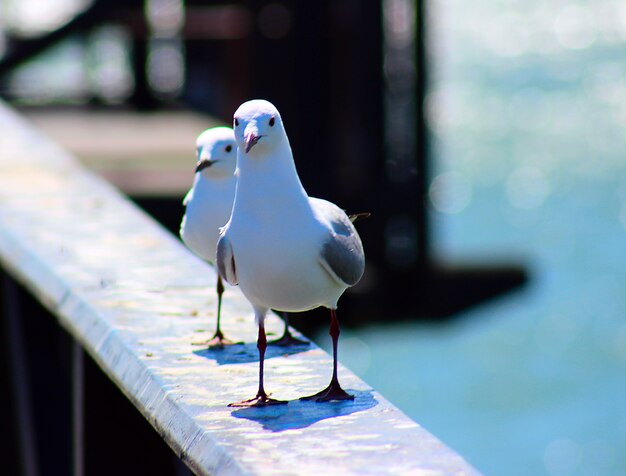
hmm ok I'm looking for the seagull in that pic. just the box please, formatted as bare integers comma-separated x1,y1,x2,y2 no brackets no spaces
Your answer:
180,127,307,349
217,100,365,407
180,127,240,349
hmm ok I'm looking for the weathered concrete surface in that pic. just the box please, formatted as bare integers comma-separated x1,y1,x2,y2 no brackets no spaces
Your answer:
0,101,480,476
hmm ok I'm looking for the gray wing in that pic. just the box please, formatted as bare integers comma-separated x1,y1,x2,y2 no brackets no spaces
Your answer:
216,230,238,285
312,198,365,287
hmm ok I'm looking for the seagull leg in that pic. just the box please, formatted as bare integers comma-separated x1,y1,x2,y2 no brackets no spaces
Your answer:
207,276,242,349
268,312,309,347
228,323,288,407
300,309,354,402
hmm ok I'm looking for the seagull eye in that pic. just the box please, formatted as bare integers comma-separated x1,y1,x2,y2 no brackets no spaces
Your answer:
225,145,232,152
234,118,239,127
269,117,275,127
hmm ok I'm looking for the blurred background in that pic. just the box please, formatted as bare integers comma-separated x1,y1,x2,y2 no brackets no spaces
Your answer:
0,0,625,475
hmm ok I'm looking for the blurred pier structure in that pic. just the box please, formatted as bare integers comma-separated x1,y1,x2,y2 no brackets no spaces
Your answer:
0,0,525,330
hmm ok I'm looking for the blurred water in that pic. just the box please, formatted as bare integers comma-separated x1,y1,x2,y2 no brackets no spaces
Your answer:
318,1,626,474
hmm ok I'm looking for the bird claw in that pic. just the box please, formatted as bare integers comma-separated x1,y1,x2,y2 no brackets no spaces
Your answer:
300,382,354,402
268,330,309,347
192,334,242,349
206,332,243,350
228,394,288,408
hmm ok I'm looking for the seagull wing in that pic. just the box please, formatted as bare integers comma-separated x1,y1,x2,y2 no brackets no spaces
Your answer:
216,230,238,285
312,198,365,287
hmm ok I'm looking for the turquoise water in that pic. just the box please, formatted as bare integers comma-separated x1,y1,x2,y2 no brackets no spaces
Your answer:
319,1,626,474
323,180,626,475
320,161,626,475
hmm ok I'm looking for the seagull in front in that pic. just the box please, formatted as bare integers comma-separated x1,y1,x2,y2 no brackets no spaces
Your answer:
218,100,365,407
180,127,240,348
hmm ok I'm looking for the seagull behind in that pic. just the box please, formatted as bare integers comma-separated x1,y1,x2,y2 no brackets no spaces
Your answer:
180,127,237,263
180,126,238,348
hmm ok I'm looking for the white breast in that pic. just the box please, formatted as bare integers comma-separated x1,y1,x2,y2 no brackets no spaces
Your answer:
228,202,347,312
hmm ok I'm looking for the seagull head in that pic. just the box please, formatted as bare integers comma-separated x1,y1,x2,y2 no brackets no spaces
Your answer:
194,127,237,179
233,99,286,156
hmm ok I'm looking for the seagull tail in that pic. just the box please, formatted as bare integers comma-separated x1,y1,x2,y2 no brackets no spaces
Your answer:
348,212,371,224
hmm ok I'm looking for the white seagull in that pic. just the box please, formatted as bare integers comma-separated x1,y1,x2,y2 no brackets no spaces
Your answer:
180,127,239,348
217,100,365,407
180,127,307,349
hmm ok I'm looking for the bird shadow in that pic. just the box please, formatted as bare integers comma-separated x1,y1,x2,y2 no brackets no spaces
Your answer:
230,390,378,432
193,341,309,365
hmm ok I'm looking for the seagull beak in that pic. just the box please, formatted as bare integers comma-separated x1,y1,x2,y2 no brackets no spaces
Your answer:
245,133,261,153
195,159,213,172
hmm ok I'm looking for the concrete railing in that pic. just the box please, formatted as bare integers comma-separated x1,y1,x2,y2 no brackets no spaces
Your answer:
0,100,479,475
